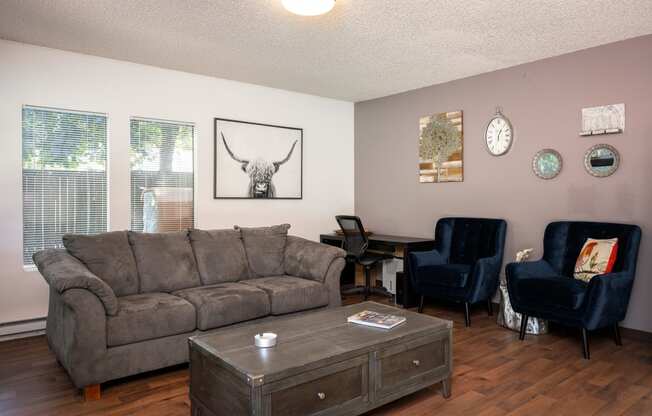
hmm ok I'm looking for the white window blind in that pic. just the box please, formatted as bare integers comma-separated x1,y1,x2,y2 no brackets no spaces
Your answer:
22,106,108,265
130,118,194,232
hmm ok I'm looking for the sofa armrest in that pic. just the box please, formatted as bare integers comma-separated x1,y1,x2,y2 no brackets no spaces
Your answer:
582,272,635,330
409,249,446,269
46,287,108,387
505,260,556,280
466,255,503,303
284,236,346,283
34,249,118,316
323,257,345,307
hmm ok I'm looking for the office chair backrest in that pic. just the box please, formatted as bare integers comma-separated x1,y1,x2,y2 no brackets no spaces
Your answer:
335,215,369,258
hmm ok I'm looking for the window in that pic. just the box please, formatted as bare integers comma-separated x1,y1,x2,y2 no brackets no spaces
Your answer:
130,118,194,232
22,106,108,265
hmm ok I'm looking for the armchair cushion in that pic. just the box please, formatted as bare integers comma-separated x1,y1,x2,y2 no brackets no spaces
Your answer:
62,231,139,296
33,249,119,315
189,229,250,284
106,292,196,347
516,276,588,310
417,264,472,288
173,283,270,330
242,275,329,315
128,231,201,293
236,224,290,277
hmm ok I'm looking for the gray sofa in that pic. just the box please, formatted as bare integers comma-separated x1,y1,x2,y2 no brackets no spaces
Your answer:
33,224,346,399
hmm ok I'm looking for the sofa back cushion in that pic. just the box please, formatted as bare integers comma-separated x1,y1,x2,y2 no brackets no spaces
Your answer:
128,231,201,293
236,224,290,277
189,229,250,284
62,231,139,296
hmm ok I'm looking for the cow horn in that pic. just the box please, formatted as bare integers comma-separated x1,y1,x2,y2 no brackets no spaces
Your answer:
274,140,298,172
221,133,249,167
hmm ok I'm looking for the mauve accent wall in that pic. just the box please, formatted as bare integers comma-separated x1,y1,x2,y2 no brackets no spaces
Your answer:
354,35,652,333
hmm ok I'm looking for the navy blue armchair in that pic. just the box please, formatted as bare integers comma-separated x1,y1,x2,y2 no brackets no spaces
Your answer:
506,221,641,359
409,218,507,326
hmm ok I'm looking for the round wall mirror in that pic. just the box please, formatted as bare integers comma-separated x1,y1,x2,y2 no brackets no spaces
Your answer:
584,144,619,177
532,149,562,179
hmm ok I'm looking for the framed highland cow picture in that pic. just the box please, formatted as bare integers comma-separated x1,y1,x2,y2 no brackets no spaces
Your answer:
214,118,303,199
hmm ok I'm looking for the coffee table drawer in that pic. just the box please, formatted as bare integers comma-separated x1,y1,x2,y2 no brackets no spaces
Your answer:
265,355,369,416
375,332,450,396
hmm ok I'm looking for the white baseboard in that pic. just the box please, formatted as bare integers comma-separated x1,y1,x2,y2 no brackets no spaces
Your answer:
0,317,46,341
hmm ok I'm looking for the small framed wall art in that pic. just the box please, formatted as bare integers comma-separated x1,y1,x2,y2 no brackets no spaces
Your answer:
418,110,463,183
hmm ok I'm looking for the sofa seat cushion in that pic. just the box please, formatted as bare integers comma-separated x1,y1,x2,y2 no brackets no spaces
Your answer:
242,276,329,315
173,283,270,330
128,231,201,293
516,275,588,310
107,293,196,347
417,264,472,288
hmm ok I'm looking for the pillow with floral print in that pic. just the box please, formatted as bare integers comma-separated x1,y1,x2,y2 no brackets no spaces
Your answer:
574,238,618,282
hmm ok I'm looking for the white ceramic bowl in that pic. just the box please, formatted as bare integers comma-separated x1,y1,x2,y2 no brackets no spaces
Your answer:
254,332,278,348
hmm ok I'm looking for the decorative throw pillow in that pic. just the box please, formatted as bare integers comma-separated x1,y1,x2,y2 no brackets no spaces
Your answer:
235,224,291,277
574,238,618,282
128,231,201,293
63,231,139,296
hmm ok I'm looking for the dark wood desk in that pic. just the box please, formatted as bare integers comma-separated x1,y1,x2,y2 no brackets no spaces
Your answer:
320,233,435,308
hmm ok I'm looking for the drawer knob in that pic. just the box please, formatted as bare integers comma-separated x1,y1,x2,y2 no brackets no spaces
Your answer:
412,359,420,367
317,392,326,400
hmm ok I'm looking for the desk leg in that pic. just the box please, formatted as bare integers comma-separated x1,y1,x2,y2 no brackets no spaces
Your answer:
441,377,452,398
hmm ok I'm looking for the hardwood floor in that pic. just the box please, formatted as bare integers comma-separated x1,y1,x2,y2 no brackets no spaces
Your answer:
1,295,651,415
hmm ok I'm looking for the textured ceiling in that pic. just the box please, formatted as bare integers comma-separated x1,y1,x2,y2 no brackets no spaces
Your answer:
1,0,651,102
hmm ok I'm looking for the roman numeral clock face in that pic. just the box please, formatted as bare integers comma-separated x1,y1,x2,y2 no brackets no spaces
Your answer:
485,115,513,156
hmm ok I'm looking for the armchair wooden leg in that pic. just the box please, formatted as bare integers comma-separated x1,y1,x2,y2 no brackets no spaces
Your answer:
519,314,528,340
581,328,590,360
84,384,101,401
613,324,622,346
463,302,471,327
486,299,493,316
418,295,424,313
363,266,370,301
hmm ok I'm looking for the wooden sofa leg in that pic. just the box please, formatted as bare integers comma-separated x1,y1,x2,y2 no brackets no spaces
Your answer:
84,384,101,401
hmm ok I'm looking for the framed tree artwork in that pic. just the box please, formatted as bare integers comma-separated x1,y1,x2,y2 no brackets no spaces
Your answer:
214,118,303,199
418,111,463,183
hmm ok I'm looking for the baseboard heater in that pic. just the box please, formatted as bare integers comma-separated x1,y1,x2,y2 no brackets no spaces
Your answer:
0,317,46,340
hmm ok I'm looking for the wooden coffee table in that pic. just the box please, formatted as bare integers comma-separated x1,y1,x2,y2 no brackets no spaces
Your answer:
189,301,452,416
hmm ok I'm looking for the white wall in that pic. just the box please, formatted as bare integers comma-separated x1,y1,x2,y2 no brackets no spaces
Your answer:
0,40,354,325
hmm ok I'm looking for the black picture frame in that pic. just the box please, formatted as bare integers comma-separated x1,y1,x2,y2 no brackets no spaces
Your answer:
213,117,303,199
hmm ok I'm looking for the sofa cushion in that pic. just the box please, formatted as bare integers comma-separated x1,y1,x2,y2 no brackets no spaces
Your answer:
516,275,588,310
128,231,201,293
173,283,270,330
417,264,472,288
236,224,290,277
107,293,196,347
188,229,250,284
242,275,329,315
63,231,139,296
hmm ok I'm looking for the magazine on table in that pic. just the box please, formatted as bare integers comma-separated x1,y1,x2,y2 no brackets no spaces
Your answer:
347,310,406,329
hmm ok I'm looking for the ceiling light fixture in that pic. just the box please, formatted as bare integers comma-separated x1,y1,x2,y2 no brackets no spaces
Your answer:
282,0,335,16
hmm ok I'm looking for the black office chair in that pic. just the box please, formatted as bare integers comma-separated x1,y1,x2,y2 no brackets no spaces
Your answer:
335,215,393,300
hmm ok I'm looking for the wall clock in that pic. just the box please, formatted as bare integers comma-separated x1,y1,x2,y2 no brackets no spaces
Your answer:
485,108,513,156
